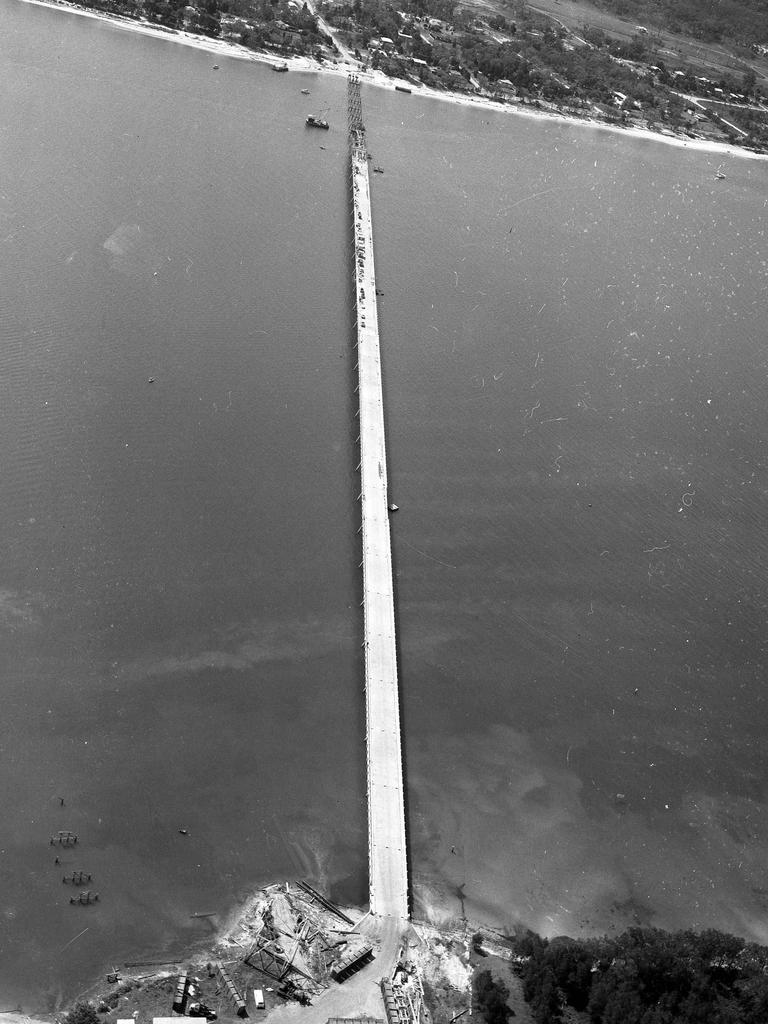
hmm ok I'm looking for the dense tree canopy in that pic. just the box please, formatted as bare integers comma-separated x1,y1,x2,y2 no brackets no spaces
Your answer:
514,927,768,1024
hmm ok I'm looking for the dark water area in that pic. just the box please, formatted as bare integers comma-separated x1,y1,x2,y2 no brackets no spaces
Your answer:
1,3,365,1006
2,0,768,1008
365,96,768,939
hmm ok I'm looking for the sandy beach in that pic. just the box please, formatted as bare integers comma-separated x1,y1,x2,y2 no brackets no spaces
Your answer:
18,0,768,162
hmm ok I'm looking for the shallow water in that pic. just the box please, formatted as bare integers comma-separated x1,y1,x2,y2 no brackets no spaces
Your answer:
2,0,768,1007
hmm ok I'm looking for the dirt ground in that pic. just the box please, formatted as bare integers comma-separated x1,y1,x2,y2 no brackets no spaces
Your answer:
71,891,410,1024
411,924,540,1024
22,921,586,1024
76,965,246,1024
411,924,471,1024
71,923,528,1024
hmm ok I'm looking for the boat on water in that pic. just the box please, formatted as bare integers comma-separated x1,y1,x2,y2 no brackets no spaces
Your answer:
306,115,329,129
272,63,289,72
373,166,384,174
715,170,726,179
301,88,310,95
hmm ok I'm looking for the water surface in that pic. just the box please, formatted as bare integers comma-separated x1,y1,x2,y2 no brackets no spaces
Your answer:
2,1,768,1008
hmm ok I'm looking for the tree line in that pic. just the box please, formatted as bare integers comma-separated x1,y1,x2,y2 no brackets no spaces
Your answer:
512,926,768,1023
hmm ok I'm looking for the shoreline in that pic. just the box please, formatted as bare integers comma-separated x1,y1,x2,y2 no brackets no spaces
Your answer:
17,0,768,162
68,880,465,1018
23,878,466,1018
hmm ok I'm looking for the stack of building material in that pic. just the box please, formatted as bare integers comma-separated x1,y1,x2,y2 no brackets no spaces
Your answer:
330,943,375,982
218,963,248,1018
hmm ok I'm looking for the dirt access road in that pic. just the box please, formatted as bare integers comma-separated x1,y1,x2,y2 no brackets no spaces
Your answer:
262,916,408,1024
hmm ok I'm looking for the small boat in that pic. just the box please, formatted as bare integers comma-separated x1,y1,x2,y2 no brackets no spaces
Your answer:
373,166,384,174
395,85,411,94
212,65,219,70
272,63,289,73
306,115,329,129
388,503,399,512
301,88,310,95
715,170,726,180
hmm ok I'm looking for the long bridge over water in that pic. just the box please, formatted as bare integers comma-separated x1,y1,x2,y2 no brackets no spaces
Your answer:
246,81,412,1024
348,75,409,924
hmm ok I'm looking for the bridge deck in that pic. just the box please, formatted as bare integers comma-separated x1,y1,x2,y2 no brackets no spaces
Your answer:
351,144,409,922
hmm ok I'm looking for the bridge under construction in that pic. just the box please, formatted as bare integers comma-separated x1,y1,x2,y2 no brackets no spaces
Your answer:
348,74,409,924
113,79,419,1024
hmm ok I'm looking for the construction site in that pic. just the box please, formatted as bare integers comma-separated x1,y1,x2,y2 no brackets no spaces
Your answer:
87,881,435,1024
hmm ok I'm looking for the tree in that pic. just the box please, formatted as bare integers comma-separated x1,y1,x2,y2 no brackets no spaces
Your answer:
67,1005,100,1024
743,68,757,95
474,970,514,1024
530,968,561,1023
191,0,221,37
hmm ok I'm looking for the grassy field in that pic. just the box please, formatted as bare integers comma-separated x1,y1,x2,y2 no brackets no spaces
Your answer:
457,0,768,88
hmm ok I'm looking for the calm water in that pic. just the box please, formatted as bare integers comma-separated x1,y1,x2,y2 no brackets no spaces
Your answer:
2,0,768,1008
